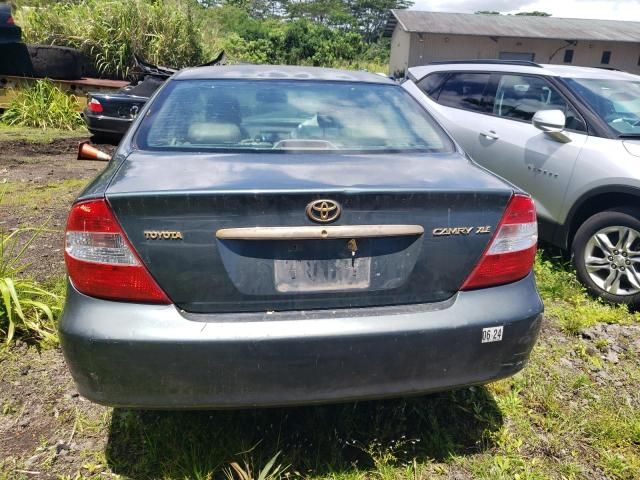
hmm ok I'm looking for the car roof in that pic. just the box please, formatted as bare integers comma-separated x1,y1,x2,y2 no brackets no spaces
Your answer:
174,64,396,84
408,62,640,81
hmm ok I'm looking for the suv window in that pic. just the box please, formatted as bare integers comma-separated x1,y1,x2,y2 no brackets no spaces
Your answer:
416,72,448,98
493,74,587,132
436,73,491,112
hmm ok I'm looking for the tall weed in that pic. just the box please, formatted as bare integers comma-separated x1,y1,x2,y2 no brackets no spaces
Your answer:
224,452,288,480
0,190,61,346
17,0,205,79
1,80,83,130
0,229,61,346
16,0,387,76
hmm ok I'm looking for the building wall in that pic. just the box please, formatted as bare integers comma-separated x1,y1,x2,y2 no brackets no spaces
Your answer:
397,30,640,73
389,27,411,77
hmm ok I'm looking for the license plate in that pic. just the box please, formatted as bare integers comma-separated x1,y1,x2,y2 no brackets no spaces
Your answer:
274,257,371,292
482,326,504,343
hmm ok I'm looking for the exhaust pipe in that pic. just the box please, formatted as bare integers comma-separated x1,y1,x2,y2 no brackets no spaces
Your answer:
77,141,110,162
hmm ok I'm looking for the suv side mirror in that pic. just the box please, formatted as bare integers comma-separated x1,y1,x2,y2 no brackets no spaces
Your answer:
532,109,566,133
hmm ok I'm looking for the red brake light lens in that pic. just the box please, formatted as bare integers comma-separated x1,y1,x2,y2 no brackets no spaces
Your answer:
64,199,171,304
88,98,103,113
6,15,14,25
461,194,537,290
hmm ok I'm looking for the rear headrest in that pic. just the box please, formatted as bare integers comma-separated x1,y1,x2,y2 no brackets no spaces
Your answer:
205,94,242,124
187,122,242,144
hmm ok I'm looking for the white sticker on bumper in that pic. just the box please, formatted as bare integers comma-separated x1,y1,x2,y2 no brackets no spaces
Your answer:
482,326,504,343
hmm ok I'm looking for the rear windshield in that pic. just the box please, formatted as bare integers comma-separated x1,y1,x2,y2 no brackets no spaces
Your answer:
135,79,454,153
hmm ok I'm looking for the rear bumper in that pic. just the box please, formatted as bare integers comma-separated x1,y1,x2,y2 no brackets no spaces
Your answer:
83,110,131,136
59,273,543,409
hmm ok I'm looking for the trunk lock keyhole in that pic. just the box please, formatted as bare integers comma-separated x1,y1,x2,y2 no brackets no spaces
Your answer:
347,238,358,267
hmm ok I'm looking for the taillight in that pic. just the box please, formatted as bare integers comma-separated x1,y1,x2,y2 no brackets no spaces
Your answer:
461,194,537,290
87,98,103,113
6,15,14,25
64,199,171,304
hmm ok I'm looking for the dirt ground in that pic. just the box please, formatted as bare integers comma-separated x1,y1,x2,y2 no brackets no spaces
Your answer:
0,136,114,281
0,346,110,478
0,134,115,478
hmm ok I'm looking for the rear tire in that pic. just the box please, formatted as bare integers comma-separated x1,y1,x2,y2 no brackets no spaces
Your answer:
572,209,640,307
0,42,34,76
26,45,84,80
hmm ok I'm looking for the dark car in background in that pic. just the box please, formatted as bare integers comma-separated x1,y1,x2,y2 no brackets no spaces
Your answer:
60,65,543,409
83,78,159,141
83,54,224,141
0,3,21,44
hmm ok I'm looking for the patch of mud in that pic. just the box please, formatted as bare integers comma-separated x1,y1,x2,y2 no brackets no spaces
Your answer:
0,346,109,477
2,137,117,158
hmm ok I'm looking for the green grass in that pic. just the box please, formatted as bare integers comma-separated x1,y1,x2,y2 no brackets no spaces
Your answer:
535,251,639,334
0,124,86,143
0,222,62,346
43,324,632,480
98,387,504,479
1,80,84,131
0,181,68,346
17,0,205,79
0,179,88,208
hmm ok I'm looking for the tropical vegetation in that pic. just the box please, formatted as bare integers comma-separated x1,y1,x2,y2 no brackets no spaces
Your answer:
15,0,411,78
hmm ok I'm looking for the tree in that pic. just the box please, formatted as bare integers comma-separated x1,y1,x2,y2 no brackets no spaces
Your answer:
286,0,352,27
515,11,551,16
346,0,414,43
475,10,552,17
222,0,288,18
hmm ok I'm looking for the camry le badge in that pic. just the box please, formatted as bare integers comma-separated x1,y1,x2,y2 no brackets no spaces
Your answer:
306,199,341,224
433,226,491,236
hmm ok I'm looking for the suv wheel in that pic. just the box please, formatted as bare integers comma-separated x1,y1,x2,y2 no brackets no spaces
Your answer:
573,210,640,306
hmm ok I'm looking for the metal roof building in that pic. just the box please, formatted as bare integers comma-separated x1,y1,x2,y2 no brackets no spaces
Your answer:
384,10,640,76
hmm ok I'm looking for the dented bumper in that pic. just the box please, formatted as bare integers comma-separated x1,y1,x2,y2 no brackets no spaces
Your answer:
59,273,543,409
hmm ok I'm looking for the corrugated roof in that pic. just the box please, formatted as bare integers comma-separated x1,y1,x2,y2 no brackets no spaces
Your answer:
384,10,640,43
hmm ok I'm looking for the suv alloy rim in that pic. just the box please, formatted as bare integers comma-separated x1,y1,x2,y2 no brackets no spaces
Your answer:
584,226,640,295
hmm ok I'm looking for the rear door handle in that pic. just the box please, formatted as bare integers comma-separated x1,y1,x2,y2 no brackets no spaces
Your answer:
481,130,499,140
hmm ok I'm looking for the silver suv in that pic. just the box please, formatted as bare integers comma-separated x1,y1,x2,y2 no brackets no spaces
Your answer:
404,61,640,306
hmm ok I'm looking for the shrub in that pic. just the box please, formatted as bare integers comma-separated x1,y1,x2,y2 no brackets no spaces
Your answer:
16,1,387,76
1,79,83,130
214,13,369,67
0,228,61,347
18,0,206,79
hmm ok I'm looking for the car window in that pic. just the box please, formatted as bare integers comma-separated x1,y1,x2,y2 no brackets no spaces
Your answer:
564,77,640,136
136,79,454,153
493,74,587,132
436,73,491,112
416,72,448,98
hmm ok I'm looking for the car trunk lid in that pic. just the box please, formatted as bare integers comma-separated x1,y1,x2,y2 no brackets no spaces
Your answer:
105,150,513,313
88,93,147,119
